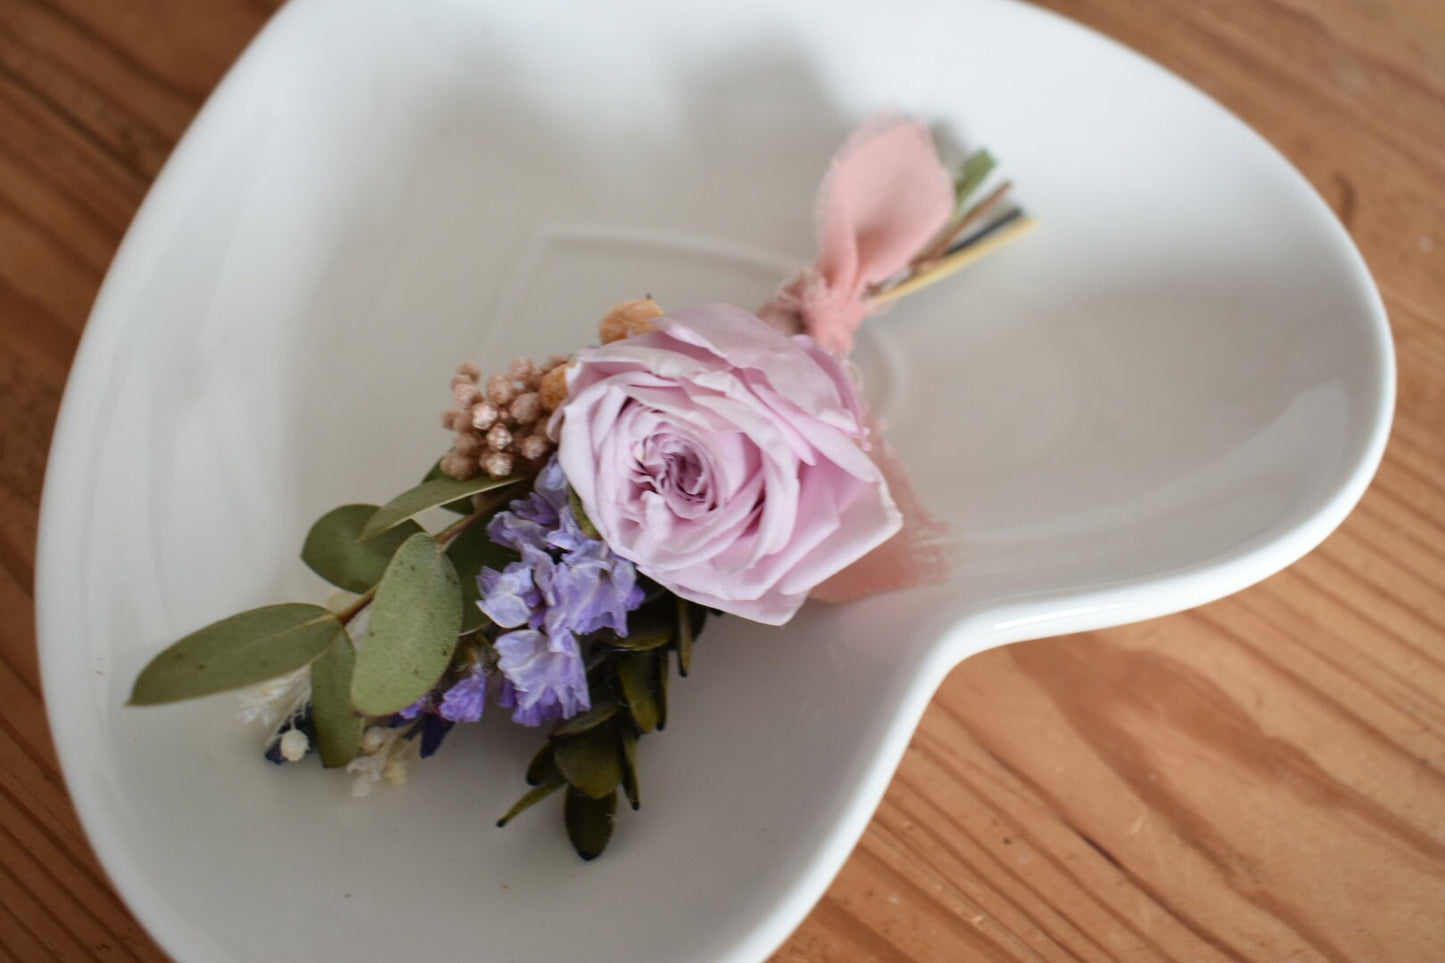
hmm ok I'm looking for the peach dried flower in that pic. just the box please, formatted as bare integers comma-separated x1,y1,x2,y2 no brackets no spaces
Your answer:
539,364,571,412
599,297,663,344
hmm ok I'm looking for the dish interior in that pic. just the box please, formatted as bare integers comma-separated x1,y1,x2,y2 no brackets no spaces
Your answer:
38,1,1390,961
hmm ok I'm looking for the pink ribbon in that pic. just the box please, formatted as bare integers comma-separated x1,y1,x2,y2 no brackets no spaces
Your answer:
808,415,949,604
758,116,955,354
758,116,957,602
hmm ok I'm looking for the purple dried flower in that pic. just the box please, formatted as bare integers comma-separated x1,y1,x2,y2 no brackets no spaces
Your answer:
438,663,488,723
478,561,540,628
493,629,589,726
476,454,648,725
538,540,644,637
532,456,570,508
418,715,454,758
487,458,568,552
487,498,549,551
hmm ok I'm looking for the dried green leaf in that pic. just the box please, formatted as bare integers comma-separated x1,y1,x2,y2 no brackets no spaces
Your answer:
350,533,462,716
129,604,340,706
554,723,622,799
687,602,709,637
635,575,669,606
675,597,695,677
953,149,996,205
656,647,670,731
564,787,617,860
550,700,619,739
362,474,524,540
445,517,516,633
619,726,640,810
597,603,673,652
567,488,601,539
584,651,611,694
526,742,558,786
496,778,564,827
310,631,363,768
302,504,424,594
617,652,659,733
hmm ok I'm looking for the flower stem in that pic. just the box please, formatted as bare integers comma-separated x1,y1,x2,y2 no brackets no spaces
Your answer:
869,215,1037,306
910,179,1015,269
437,509,486,545
335,586,377,626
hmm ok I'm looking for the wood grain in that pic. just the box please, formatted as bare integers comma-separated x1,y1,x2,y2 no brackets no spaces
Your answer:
1,1,1441,960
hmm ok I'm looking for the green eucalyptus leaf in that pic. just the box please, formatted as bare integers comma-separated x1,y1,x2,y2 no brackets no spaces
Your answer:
350,533,463,716
554,723,622,799
619,726,640,811
549,700,619,739
617,652,659,733
564,787,617,860
496,778,564,827
526,742,559,786
445,517,516,633
310,632,363,768
130,604,340,706
302,504,424,594
362,474,524,540
423,461,481,514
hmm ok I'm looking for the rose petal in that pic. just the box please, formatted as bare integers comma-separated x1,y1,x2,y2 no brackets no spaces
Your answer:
557,305,901,625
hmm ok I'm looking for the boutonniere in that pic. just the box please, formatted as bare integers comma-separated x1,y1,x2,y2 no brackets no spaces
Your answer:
130,115,1032,859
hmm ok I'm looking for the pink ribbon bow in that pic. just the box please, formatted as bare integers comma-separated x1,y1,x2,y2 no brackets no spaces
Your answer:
756,116,957,602
759,116,956,354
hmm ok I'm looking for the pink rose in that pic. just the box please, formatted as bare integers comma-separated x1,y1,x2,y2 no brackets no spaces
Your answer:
555,303,901,625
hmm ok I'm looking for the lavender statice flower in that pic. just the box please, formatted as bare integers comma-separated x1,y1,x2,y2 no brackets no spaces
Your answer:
396,697,427,721
487,457,567,553
493,629,589,726
418,715,454,758
477,561,540,628
438,662,488,723
476,455,648,726
535,539,643,638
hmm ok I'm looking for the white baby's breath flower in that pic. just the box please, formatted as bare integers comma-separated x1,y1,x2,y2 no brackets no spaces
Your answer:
237,667,310,729
360,726,388,755
279,728,310,762
345,723,419,796
347,755,384,798
383,738,420,786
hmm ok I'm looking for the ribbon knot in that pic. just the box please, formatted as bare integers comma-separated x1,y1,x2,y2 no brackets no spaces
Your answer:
759,117,955,354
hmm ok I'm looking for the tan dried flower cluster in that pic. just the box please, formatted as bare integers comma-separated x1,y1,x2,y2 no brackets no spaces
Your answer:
439,298,665,481
439,355,570,479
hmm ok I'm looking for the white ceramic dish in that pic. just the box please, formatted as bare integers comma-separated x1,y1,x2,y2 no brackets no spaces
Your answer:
37,1,1392,960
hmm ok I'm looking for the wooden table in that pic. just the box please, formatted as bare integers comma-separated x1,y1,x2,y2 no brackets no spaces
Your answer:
2,1,1441,960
